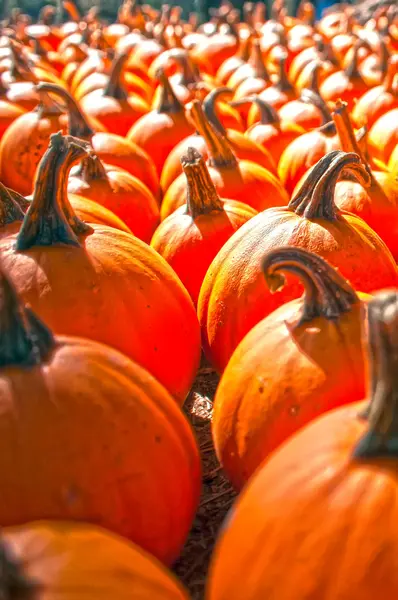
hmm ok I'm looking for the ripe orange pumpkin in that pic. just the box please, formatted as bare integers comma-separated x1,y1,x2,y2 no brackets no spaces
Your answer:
0,78,26,140
68,155,160,243
1,521,190,599
213,246,368,490
351,54,398,128
368,107,398,167
216,32,252,85
79,52,150,136
151,148,256,305
128,68,194,176
161,100,288,220
36,82,161,201
0,267,200,565
198,151,398,372
207,290,398,600
0,132,200,403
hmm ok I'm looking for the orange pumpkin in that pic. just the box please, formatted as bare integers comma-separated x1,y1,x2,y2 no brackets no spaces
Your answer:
368,107,398,167
0,78,26,140
128,68,194,176
152,148,256,305
1,522,190,600
161,101,288,220
207,290,398,600
0,267,200,565
198,151,398,372
233,97,303,165
79,52,150,136
213,246,368,490
217,32,252,84
0,132,200,403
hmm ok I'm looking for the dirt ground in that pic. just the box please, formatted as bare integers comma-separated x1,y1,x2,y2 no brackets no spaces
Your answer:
173,362,237,600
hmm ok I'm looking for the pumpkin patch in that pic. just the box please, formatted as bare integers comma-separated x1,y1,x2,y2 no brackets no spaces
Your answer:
1,0,398,597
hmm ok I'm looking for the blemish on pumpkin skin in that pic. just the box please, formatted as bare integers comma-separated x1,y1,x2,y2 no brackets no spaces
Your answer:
258,386,264,393
155,435,162,443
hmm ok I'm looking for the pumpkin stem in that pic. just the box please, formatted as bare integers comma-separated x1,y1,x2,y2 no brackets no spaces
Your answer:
16,132,93,251
355,291,398,459
289,150,371,220
103,52,129,100
333,100,368,165
275,55,295,93
75,153,108,182
155,68,183,114
304,61,321,95
203,87,233,136
173,52,200,87
0,266,55,367
189,100,238,169
263,246,359,326
231,97,281,126
300,88,333,126
0,183,28,226
378,37,390,78
36,83,95,140
181,148,223,218
0,77,8,96
384,55,398,95
236,32,252,61
344,39,368,81
247,39,271,83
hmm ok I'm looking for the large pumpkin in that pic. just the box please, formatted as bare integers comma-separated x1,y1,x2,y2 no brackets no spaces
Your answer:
0,132,200,403
0,268,200,565
207,290,398,600
213,247,368,490
198,151,398,372
1,521,189,599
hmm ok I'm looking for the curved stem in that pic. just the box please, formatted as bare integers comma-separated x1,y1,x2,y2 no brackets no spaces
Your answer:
231,97,280,126
384,55,398,94
189,100,238,169
0,183,28,226
355,291,398,458
300,88,333,126
248,39,271,83
0,267,55,367
289,150,371,220
203,87,233,136
173,52,200,87
275,55,295,93
16,133,93,251
103,52,128,100
181,148,223,218
36,83,95,140
155,68,184,114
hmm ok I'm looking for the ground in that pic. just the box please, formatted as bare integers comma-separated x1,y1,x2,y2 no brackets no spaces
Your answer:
173,362,237,600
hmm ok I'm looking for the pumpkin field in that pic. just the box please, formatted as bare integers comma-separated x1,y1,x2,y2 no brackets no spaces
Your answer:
0,0,397,597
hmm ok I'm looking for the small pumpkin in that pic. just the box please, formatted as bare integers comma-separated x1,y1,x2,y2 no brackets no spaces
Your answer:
152,148,256,305
213,246,368,490
368,107,398,167
0,132,200,403
198,151,398,372
207,290,398,600
0,266,200,565
0,521,190,599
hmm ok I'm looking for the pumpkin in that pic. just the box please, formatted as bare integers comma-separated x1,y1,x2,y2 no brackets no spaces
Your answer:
0,132,200,403
213,246,368,490
216,32,252,85
368,107,398,167
207,290,398,600
128,68,194,176
161,100,288,220
333,100,398,260
151,148,256,305
203,87,244,133
36,82,161,201
360,35,391,87
351,54,398,128
278,121,339,194
227,39,271,102
320,39,370,110
79,52,150,136
0,521,190,599
68,154,160,243
238,98,305,164
0,78,26,140
0,267,200,565
198,151,398,372
288,34,338,86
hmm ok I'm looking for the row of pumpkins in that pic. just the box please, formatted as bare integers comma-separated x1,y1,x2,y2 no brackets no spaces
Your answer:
0,0,398,597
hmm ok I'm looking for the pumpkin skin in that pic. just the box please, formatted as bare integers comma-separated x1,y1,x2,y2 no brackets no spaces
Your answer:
207,291,398,600
0,81,26,140
160,101,288,220
0,269,200,565
368,108,398,167
1,521,190,599
198,151,398,372
66,194,133,234
213,247,368,490
0,133,200,403
151,149,257,305
68,156,160,243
